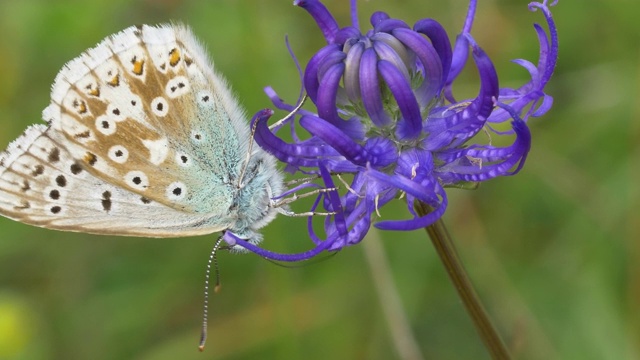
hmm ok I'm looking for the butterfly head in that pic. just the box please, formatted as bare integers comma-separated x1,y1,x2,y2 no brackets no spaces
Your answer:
226,150,284,246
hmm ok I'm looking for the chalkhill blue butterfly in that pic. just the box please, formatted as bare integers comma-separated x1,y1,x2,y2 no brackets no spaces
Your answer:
0,24,287,246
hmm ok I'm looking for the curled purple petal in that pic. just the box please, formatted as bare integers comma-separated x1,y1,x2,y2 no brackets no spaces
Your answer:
373,40,411,81
365,168,448,230
295,0,340,43
374,18,410,33
533,94,553,116
371,32,413,73
304,44,342,102
424,39,498,149
252,110,340,168
378,60,423,139
319,162,347,236
344,41,365,102
413,18,452,85
436,112,531,184
316,62,346,125
335,26,362,44
225,231,336,261
375,190,447,230
317,51,347,81
529,2,559,89
446,34,470,95
392,27,443,103
370,11,390,27
359,48,392,127
462,0,478,33
300,115,369,165
350,0,359,30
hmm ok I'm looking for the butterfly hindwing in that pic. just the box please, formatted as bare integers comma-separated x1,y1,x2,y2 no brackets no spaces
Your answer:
0,123,227,236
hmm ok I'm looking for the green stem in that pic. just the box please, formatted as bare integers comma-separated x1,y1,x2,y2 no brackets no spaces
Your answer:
415,202,511,360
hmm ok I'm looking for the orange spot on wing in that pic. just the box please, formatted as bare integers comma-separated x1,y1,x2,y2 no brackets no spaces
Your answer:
84,152,97,166
132,59,145,75
85,84,100,97
77,101,87,114
108,74,120,87
169,48,181,67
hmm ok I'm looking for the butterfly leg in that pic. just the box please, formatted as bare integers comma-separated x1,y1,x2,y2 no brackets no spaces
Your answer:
275,207,336,217
271,187,339,217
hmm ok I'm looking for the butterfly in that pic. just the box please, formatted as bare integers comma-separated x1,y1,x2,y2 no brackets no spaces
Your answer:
0,24,285,245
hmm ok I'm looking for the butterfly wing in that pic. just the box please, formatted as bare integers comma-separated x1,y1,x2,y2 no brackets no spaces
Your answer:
0,124,221,237
0,25,249,237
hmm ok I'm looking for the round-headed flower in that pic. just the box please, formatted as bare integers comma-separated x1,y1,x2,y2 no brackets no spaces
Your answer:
225,0,559,261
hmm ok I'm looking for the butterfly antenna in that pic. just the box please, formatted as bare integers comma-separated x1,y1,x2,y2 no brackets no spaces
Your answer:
269,94,307,131
198,236,224,352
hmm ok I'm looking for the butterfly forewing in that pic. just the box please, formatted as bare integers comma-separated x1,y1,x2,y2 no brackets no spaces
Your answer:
0,24,251,237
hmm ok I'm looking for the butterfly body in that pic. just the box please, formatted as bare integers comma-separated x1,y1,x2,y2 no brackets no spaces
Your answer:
0,24,283,243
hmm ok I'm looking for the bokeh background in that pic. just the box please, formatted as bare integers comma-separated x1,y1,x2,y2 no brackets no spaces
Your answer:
0,0,636,359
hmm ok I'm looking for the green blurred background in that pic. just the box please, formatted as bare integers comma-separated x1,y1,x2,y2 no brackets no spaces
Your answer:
0,0,636,359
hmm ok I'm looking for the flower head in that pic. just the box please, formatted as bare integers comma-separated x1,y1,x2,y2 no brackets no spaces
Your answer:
225,0,559,261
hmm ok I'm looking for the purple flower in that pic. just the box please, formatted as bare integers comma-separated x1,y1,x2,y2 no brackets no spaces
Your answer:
225,0,559,261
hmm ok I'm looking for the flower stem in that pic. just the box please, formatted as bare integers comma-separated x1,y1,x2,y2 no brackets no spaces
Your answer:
415,202,511,360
